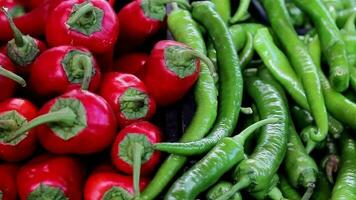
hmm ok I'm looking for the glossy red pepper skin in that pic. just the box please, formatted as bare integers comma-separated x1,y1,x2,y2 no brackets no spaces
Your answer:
0,0,24,23
46,0,120,54
99,72,156,128
117,0,164,50
84,171,148,200
17,154,84,200
111,121,162,175
113,52,149,76
0,98,38,161
0,53,17,101
37,89,117,154
29,46,101,98
0,164,18,200
141,40,200,106
0,0,63,41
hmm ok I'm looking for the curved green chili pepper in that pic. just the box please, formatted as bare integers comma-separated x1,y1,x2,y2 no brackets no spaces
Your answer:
336,7,356,28
154,1,243,156
140,7,218,200
286,1,308,27
210,0,231,24
311,173,332,200
291,105,314,130
260,0,329,143
293,0,350,92
279,175,302,200
164,118,278,200
230,23,266,51
331,132,356,200
206,181,242,200
230,0,251,23
239,32,254,69
219,74,288,200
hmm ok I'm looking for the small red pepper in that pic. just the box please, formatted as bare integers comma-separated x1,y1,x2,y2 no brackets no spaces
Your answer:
0,0,63,41
111,121,162,198
17,154,84,200
0,98,38,161
141,40,215,106
0,163,18,200
0,7,46,75
84,171,148,200
29,46,101,98
46,0,120,54
113,52,149,76
99,72,156,128
0,53,26,101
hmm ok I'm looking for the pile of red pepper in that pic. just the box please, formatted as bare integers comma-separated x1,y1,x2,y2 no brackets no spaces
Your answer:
0,0,205,199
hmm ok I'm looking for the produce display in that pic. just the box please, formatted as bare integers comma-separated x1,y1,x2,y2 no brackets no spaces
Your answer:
0,0,356,199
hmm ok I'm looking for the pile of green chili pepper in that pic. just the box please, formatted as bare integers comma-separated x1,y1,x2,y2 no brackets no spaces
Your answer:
138,0,356,199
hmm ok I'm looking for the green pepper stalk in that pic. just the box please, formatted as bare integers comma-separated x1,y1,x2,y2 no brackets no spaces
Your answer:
0,66,26,87
230,0,251,23
70,54,93,90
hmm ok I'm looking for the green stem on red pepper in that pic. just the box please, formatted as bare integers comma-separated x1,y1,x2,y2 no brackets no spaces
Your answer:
0,66,26,87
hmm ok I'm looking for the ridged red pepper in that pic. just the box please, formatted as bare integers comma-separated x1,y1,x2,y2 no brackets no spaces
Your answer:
84,171,148,200
29,46,101,98
17,154,84,200
99,72,156,128
111,121,162,198
141,40,210,106
0,0,63,41
113,52,149,76
46,0,119,54
0,7,46,75
0,163,18,200
0,98,38,161
0,53,26,101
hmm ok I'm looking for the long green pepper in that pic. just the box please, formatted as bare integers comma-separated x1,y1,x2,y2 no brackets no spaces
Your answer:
293,0,350,92
164,118,278,200
210,0,231,24
154,1,243,156
260,0,329,143
279,175,302,200
140,6,218,200
206,181,242,200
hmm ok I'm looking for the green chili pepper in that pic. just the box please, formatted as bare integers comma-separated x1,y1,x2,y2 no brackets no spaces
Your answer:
261,0,329,143
341,0,356,9
164,118,278,200
210,0,231,24
286,1,308,27
279,175,302,200
344,90,356,102
154,1,243,156
311,173,332,200
291,106,314,130
293,0,350,92
139,6,218,200
307,34,356,130
239,32,254,69
230,0,251,23
218,73,288,200
230,23,266,51
331,132,356,200
206,181,242,200
336,7,356,28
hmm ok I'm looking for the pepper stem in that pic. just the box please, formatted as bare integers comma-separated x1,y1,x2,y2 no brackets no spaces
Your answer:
0,65,26,87
233,118,278,144
216,176,250,200
182,48,218,83
133,143,144,200
240,107,253,115
301,183,315,200
71,54,93,90
6,107,77,142
230,0,251,23
268,187,287,200
1,7,24,47
67,2,95,25
0,119,18,131
153,0,191,10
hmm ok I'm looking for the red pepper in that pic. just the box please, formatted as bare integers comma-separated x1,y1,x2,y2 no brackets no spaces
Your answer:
45,0,119,54
99,72,156,128
141,40,214,106
29,46,101,98
113,52,149,76
0,0,63,41
0,163,18,200
0,98,38,161
111,121,162,198
0,53,26,101
0,0,25,22
84,171,148,200
0,7,46,75
17,154,84,200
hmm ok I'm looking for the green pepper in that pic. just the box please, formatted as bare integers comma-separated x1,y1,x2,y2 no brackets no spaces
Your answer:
291,106,314,130
164,118,278,200
311,173,332,200
154,1,243,156
206,181,242,200
230,23,266,51
139,6,218,200
230,0,251,23
279,175,302,200
210,0,231,24
293,0,350,92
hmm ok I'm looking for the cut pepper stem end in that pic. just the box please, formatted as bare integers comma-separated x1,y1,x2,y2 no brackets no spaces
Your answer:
301,183,315,200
